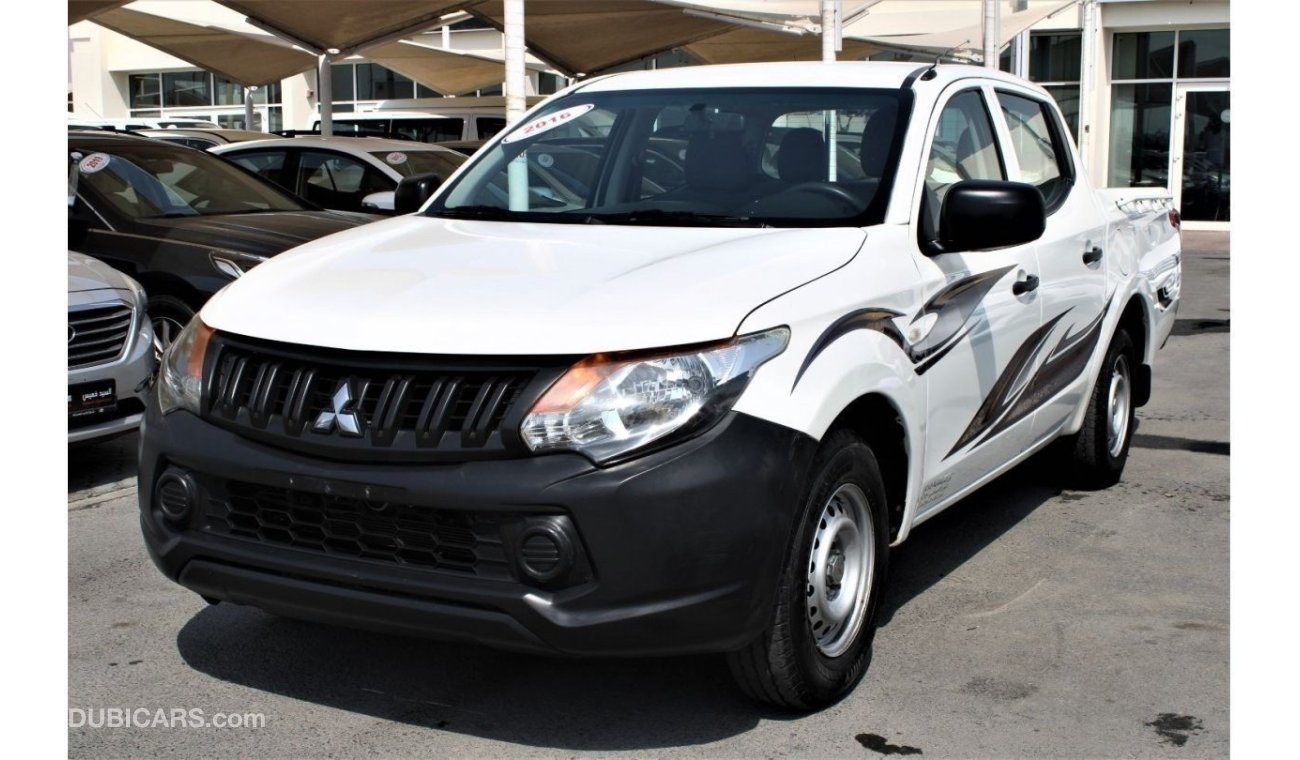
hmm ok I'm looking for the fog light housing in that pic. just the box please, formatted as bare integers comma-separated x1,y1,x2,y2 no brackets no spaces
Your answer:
156,470,198,523
516,517,579,585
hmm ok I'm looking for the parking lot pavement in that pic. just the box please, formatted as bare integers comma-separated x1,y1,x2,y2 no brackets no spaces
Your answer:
68,233,1229,758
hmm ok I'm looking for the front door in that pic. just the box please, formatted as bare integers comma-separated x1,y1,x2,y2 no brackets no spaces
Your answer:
1171,85,1230,226
911,84,1044,513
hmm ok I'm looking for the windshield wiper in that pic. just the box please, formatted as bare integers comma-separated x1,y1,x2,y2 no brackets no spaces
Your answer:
429,205,518,221
578,209,771,228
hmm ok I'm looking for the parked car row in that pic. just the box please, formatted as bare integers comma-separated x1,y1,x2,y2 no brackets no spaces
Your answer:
67,128,466,443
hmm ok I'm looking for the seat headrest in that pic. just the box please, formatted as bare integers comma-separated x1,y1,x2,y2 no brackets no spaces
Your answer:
858,104,899,178
776,128,827,183
685,134,750,191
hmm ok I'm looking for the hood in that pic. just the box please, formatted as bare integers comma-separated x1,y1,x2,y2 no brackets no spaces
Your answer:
202,216,866,356
130,210,377,258
68,251,135,294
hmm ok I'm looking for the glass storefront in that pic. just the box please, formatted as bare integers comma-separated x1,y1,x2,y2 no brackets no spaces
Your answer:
127,70,282,131
1108,29,1229,222
1179,89,1230,222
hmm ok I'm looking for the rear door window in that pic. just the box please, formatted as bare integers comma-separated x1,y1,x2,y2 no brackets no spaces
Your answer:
996,91,1074,212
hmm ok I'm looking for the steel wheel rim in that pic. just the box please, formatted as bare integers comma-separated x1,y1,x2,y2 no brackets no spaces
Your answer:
806,482,874,658
1107,353,1132,458
152,314,184,353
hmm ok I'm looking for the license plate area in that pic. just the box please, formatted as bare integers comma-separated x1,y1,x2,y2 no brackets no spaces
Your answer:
69,379,116,420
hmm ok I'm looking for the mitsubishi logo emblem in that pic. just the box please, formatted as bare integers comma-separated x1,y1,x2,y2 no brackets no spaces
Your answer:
313,380,362,436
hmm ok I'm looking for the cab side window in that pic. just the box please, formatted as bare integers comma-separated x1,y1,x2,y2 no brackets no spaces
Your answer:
996,91,1074,212
921,90,1005,248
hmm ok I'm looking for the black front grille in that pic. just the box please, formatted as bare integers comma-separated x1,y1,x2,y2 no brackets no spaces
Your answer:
203,335,566,462
69,303,134,369
203,480,512,579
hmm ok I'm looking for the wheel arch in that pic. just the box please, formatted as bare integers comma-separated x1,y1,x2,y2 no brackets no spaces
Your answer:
825,393,912,544
1116,293,1152,408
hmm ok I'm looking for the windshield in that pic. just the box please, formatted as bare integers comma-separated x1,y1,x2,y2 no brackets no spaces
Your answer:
70,141,304,219
369,150,466,178
428,87,907,227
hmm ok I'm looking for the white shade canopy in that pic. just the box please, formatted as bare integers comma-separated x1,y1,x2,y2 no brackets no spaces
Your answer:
89,6,318,86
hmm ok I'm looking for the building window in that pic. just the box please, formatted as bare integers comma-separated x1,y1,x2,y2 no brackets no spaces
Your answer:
1177,29,1230,78
128,69,282,130
1108,29,1230,189
128,74,160,109
1028,32,1081,140
162,71,211,107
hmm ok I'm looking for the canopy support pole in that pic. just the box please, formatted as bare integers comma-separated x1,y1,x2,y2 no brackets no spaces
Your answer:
504,0,526,125
504,0,528,211
983,0,1001,69
821,0,841,63
1078,0,1099,168
244,85,256,131
317,54,333,137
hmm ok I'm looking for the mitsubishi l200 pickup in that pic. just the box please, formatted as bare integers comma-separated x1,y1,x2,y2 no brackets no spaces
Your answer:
139,62,1181,709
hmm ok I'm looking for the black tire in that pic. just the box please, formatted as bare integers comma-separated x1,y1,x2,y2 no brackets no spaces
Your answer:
727,427,890,710
147,294,196,352
1059,328,1137,489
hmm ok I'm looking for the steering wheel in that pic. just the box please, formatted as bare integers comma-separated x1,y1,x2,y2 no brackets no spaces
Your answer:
779,181,863,211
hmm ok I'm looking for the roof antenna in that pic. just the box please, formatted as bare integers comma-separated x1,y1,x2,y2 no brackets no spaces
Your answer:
919,38,972,80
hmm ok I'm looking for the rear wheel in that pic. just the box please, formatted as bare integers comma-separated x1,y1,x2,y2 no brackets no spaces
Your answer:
1059,328,1137,488
148,294,196,353
727,428,889,710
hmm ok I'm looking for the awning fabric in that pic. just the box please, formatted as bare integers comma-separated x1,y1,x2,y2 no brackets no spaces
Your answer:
657,1,881,29
855,0,1079,60
467,0,737,75
363,41,541,97
90,7,317,86
685,26,880,64
215,0,476,55
69,0,129,25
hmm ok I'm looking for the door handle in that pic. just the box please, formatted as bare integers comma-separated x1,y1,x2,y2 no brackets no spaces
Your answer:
1012,273,1040,295
1083,246,1103,265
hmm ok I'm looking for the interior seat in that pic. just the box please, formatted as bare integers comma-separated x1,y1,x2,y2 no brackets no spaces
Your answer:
775,128,827,184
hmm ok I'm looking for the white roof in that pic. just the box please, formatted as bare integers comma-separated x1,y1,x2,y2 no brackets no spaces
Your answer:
579,60,1026,92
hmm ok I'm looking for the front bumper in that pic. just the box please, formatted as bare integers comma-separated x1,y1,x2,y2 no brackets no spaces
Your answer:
139,404,816,656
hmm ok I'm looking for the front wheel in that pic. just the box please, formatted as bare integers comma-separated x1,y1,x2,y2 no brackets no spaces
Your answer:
727,428,890,710
148,294,196,353
1059,328,1137,489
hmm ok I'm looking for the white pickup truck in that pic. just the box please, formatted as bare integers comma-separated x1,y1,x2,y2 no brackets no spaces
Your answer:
141,62,1180,709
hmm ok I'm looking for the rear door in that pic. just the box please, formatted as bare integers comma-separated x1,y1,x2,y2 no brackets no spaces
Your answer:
992,87,1109,445
910,84,1045,513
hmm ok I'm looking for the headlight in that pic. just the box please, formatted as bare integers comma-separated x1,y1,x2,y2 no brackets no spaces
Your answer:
157,316,214,415
209,251,266,280
521,327,789,464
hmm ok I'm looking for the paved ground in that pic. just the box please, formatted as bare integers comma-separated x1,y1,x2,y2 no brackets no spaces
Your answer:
68,232,1229,758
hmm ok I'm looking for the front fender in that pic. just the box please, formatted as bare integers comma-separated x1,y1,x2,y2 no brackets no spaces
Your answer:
733,225,926,545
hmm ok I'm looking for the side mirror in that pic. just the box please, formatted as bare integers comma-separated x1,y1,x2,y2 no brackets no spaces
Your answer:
938,180,1045,253
361,190,396,213
394,172,445,214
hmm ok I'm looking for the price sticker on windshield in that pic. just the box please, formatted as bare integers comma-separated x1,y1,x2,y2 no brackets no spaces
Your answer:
78,153,111,174
501,104,595,144
385,152,408,165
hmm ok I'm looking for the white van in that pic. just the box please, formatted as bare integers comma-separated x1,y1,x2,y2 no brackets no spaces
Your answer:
311,95,546,143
